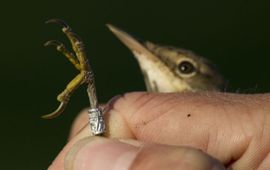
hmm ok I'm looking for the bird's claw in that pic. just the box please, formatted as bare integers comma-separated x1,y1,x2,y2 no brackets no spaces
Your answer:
44,40,63,47
41,102,67,119
45,18,71,31
42,19,92,119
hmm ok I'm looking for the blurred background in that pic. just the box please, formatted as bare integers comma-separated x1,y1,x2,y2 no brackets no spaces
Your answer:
0,0,269,169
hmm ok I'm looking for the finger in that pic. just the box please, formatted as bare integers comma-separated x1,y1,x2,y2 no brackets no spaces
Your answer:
63,136,225,170
69,97,120,139
69,92,270,169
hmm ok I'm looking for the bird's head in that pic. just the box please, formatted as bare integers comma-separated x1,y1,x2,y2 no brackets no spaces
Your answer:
107,24,226,92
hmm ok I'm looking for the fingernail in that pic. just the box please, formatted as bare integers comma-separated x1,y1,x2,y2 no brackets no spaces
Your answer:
65,137,138,170
103,95,122,113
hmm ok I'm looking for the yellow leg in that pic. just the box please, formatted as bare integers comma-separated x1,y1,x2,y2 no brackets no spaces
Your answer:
42,19,92,119
57,72,86,102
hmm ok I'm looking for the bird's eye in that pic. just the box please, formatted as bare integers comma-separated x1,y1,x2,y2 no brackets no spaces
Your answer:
178,61,195,74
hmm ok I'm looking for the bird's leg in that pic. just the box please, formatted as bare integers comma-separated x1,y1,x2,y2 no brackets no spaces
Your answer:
42,19,91,119
47,19,98,108
43,19,105,135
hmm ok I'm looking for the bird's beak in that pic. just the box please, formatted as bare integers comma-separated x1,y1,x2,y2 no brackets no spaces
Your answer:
106,24,158,61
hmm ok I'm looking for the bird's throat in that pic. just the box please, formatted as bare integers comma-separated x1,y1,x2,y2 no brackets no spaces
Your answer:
132,51,191,92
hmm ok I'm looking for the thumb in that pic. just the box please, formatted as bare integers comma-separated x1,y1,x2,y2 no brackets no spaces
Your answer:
64,136,225,170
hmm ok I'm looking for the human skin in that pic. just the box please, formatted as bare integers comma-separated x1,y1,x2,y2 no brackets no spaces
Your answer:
48,92,270,170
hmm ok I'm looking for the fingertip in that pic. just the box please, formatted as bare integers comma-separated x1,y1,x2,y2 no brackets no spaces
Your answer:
65,137,139,170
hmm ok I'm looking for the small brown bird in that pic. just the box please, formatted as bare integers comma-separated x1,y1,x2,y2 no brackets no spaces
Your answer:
107,25,226,92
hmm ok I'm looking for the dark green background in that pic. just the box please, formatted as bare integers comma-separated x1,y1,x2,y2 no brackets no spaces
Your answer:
0,0,269,169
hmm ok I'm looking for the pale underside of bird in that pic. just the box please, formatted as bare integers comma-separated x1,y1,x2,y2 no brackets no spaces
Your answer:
107,24,226,93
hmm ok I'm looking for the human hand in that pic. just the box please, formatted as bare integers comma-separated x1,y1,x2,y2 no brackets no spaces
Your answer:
48,92,270,170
